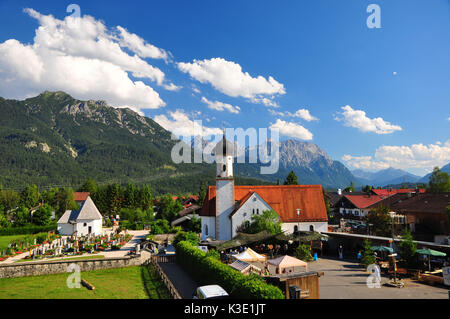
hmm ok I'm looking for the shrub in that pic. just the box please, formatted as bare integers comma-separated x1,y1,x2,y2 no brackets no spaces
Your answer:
205,248,220,260
0,224,57,236
398,228,417,269
295,243,313,261
173,231,198,246
361,239,376,268
175,241,284,299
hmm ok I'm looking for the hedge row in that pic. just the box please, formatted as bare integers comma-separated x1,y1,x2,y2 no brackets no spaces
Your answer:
175,241,284,299
0,224,57,236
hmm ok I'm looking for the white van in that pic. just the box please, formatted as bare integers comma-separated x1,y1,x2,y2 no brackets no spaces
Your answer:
193,285,229,299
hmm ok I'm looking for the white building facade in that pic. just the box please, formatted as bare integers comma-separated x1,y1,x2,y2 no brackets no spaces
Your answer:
199,134,329,242
57,196,103,236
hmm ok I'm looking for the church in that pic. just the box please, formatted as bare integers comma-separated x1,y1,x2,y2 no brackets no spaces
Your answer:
199,135,329,241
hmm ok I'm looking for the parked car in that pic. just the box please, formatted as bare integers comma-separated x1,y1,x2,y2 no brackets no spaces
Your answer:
192,285,229,299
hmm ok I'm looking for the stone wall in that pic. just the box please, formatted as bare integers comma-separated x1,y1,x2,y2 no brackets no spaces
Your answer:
0,255,143,279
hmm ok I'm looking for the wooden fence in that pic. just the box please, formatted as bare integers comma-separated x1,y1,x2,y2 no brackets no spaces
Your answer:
144,255,182,299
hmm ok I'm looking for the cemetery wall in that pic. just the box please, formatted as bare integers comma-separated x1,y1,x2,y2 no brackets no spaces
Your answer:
0,255,142,278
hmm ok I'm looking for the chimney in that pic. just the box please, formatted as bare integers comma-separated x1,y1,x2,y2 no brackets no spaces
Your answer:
337,188,342,195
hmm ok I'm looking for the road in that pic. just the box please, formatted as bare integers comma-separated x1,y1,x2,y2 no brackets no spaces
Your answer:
308,257,449,299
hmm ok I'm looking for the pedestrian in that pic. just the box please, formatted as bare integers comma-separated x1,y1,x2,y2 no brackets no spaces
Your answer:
357,251,361,261
338,244,343,260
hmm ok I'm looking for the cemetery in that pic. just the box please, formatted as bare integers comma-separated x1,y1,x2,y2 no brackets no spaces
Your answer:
0,229,133,263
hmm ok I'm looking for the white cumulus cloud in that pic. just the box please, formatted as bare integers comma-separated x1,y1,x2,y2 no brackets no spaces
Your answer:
342,140,450,171
335,105,402,134
0,8,180,111
201,97,240,114
269,108,318,121
154,110,222,137
178,57,285,106
269,119,313,140
116,26,169,61
341,155,390,171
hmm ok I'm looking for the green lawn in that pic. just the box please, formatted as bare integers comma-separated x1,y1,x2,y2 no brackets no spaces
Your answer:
0,235,29,251
0,266,172,299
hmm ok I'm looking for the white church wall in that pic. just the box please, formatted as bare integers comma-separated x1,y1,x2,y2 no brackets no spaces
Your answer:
201,216,216,240
57,223,74,236
231,193,273,238
282,221,328,234
74,219,102,236
216,179,234,241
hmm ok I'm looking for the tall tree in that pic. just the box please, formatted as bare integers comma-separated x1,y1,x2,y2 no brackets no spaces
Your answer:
241,209,282,235
0,189,20,212
428,167,450,193
20,185,40,208
156,194,182,223
198,181,207,205
364,205,391,237
323,189,332,220
56,187,77,218
13,206,30,226
398,228,417,269
139,184,153,211
125,183,137,208
283,171,298,185
360,239,376,267
344,181,355,192
32,204,52,226
79,178,98,194
106,183,122,216
362,185,372,194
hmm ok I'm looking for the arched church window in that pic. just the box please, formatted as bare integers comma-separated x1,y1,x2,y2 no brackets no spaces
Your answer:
309,225,314,232
294,225,298,233
205,224,208,236
223,164,226,172
257,209,259,214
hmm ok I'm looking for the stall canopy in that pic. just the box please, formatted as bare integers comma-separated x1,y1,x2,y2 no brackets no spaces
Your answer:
371,246,394,254
268,255,308,272
229,259,262,274
232,248,267,262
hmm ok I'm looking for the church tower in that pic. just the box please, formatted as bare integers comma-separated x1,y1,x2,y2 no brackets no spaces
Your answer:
214,131,234,241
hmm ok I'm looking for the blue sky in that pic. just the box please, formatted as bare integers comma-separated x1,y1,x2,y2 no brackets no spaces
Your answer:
0,0,449,176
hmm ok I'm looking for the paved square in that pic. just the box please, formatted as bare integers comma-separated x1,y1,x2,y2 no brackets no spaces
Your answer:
308,257,449,299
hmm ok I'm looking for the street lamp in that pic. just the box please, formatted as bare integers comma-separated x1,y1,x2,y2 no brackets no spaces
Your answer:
296,208,301,234
388,211,397,284
388,211,396,239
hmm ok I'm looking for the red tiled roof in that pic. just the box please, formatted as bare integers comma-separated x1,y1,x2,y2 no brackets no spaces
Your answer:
371,188,426,196
343,194,386,209
391,193,450,214
74,192,90,202
199,185,328,222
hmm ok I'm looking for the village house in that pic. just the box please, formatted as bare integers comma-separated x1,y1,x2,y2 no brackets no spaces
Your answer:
330,188,427,220
390,192,450,244
199,135,328,241
335,194,386,218
57,196,103,236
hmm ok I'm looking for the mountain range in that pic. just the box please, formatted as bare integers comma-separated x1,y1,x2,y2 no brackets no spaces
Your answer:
0,91,441,194
351,167,422,188
0,91,275,194
417,163,450,183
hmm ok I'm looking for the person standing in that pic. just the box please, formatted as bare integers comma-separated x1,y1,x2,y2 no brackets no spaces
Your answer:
338,244,344,260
